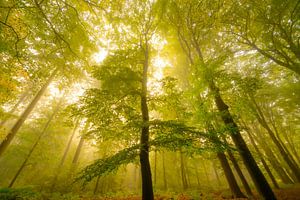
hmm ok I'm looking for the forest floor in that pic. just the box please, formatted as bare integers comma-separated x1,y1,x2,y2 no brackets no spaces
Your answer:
82,184,300,200
1,185,300,200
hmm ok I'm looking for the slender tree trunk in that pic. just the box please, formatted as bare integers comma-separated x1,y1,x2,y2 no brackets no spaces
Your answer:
187,36,276,198
162,151,167,191
269,114,299,166
72,136,84,165
194,162,201,188
250,95,300,182
94,175,101,195
68,134,85,179
0,68,59,157
243,124,280,189
180,150,188,190
139,40,154,200
213,162,221,187
0,89,30,128
252,125,294,184
217,152,246,198
50,121,78,191
210,82,276,200
202,160,211,187
70,122,89,177
154,150,157,186
227,150,254,197
285,125,300,163
8,100,61,187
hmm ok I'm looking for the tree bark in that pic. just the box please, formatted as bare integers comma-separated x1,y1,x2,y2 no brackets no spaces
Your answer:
139,40,154,200
210,82,276,200
244,124,280,189
0,68,59,157
217,152,246,198
227,150,254,197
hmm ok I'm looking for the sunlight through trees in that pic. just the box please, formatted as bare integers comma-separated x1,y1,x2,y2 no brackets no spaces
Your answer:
0,0,299,200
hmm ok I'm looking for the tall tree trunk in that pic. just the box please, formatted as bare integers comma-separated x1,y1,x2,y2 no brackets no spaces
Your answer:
227,150,254,197
217,152,246,198
0,68,59,157
72,136,84,165
249,95,300,182
50,121,78,191
140,40,154,200
8,100,61,187
252,125,294,184
154,150,157,186
285,124,300,163
210,82,276,200
243,124,280,189
0,89,30,127
180,150,188,190
70,122,88,176
213,162,221,187
162,151,167,191
202,160,211,187
194,162,201,188
207,124,245,197
93,175,101,195
68,135,85,178
268,112,299,166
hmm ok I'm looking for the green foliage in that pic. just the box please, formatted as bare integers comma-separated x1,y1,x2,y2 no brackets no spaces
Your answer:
228,0,300,74
76,145,139,184
1,0,299,198
76,119,228,185
0,187,40,200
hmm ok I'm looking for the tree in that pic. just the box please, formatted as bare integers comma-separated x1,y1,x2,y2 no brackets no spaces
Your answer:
166,0,276,199
228,0,300,75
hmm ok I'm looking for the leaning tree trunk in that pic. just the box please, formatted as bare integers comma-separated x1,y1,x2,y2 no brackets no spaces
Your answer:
93,175,101,195
227,150,254,197
217,152,246,198
210,82,276,200
249,95,300,182
69,122,88,177
222,136,253,197
50,121,78,191
208,127,246,198
139,40,154,200
8,99,62,187
252,124,294,184
0,68,59,157
268,109,299,166
0,89,30,128
243,123,280,189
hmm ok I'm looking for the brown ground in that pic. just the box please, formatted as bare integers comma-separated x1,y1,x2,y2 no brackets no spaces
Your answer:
83,185,300,200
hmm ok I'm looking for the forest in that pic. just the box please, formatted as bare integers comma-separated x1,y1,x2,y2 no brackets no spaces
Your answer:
0,0,299,199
